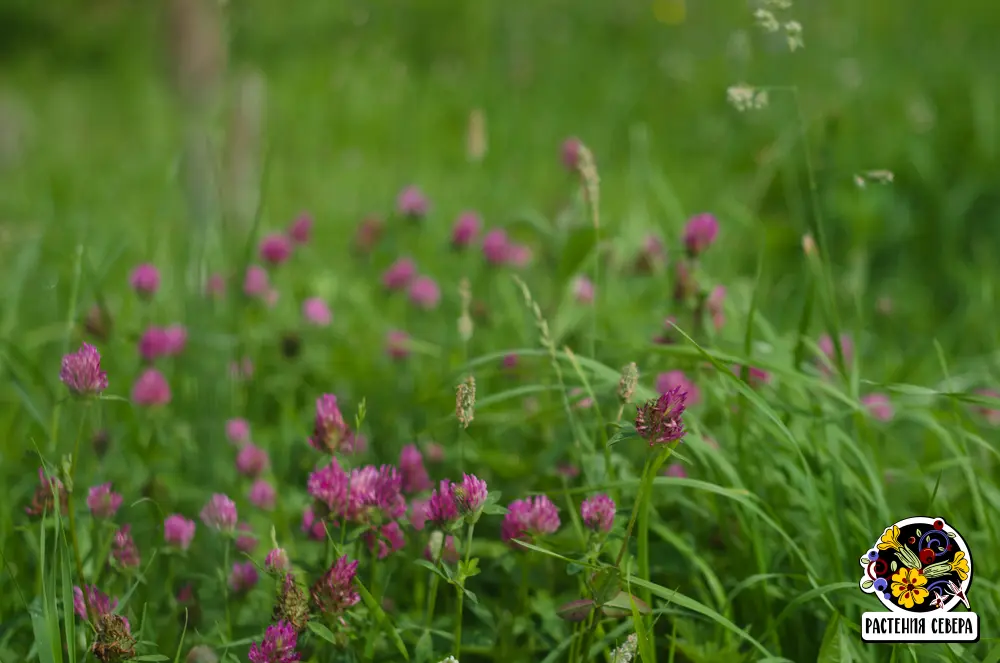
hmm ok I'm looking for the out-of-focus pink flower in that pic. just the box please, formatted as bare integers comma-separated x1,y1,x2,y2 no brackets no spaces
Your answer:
302,297,332,326
345,430,368,455
427,480,460,529
164,515,196,550
131,368,171,406
399,444,432,494
656,370,700,406
229,561,259,593
397,186,428,218
683,213,719,256
707,286,726,331
654,316,678,345
83,305,112,341
259,233,292,266
235,523,258,553
636,234,666,272
502,496,560,547
818,333,854,375
229,357,254,381
112,525,140,569
308,461,406,525
408,276,441,310
556,463,579,479
409,498,430,531
364,521,406,559
572,275,595,304
862,393,894,421
236,444,270,478
348,465,406,522
226,418,250,446
288,213,313,244
673,261,697,303
205,273,226,298
73,585,117,620
354,215,384,254
561,137,582,171
200,494,238,533
139,325,187,360
424,442,445,463
301,505,327,541
60,343,109,396
502,353,518,371
732,364,771,388
249,479,276,510
507,243,533,268
580,494,615,533
243,265,270,297
569,387,593,410
130,264,160,298
308,459,349,517
482,229,510,265
264,548,290,573
86,484,123,519
308,394,349,454
165,325,187,355
386,330,410,359
25,467,67,518
663,462,687,479
382,258,417,291
452,212,482,249
138,327,170,361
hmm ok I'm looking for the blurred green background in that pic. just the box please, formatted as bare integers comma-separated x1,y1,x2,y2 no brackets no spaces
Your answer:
2,0,999,367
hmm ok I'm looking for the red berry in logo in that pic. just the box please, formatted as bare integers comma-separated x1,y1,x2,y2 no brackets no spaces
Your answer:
919,548,936,564
933,519,944,530
908,536,916,544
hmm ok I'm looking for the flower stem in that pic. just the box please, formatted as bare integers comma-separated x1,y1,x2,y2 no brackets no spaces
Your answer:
66,409,88,583
423,535,446,630
453,523,475,658
370,546,378,600
614,455,652,569
222,538,232,639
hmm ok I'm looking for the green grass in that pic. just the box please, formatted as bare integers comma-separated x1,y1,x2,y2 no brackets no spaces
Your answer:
2,1,1000,662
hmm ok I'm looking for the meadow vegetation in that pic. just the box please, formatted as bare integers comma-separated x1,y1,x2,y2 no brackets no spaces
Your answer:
1,1,999,662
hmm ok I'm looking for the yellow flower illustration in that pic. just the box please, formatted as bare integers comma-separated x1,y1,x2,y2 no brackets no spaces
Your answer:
950,551,970,581
878,525,902,551
891,567,929,609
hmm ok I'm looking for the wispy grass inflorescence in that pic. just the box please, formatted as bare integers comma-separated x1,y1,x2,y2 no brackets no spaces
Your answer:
753,0,803,51
726,84,769,112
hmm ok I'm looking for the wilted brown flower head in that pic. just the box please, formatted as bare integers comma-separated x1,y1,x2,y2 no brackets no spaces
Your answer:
91,613,136,663
273,572,310,633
